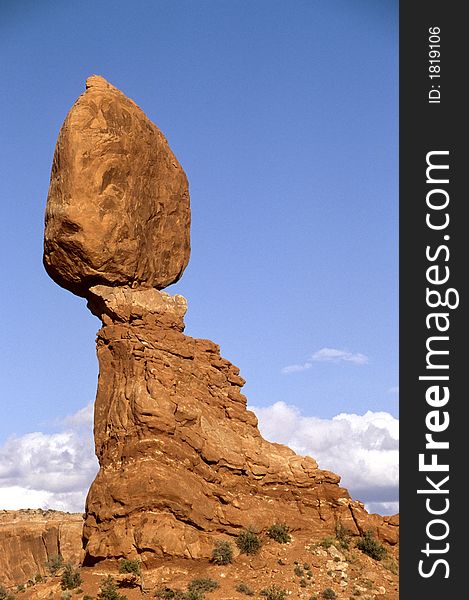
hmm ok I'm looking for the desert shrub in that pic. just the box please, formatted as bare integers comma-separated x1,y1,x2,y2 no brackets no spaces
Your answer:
0,585,15,600
119,559,141,577
154,586,214,600
321,588,337,600
235,582,255,596
303,562,311,570
154,589,178,599
235,528,262,555
309,596,318,600
16,584,25,592
34,573,44,584
183,591,202,600
61,592,72,600
293,565,303,577
211,540,233,565
83,596,94,600
319,536,334,549
45,553,63,574
97,575,127,600
188,578,219,594
267,523,291,544
356,530,387,561
260,585,287,600
61,563,82,590
335,523,352,550
300,578,307,587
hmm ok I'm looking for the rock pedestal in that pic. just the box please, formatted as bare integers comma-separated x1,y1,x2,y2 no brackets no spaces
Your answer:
42,77,398,566
82,286,397,563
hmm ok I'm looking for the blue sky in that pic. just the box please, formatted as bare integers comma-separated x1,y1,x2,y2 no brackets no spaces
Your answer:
0,1,398,513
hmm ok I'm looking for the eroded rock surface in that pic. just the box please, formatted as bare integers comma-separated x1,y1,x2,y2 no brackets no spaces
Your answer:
82,286,398,562
43,75,190,296
0,510,83,588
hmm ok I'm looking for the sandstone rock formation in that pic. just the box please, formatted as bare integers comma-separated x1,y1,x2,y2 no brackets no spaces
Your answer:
42,76,398,566
0,510,83,588
82,285,398,563
44,75,190,297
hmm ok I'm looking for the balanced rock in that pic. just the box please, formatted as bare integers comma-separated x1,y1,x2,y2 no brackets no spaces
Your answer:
42,77,398,566
43,75,190,296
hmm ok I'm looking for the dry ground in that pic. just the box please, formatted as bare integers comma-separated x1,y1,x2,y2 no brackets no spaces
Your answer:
9,531,398,600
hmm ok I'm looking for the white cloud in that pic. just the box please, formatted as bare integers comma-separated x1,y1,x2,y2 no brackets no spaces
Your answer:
60,403,94,428
251,401,398,515
0,405,98,513
282,347,369,373
311,348,369,364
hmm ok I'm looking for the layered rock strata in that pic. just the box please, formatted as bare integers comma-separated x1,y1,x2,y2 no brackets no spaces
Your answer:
0,510,83,588
82,285,398,562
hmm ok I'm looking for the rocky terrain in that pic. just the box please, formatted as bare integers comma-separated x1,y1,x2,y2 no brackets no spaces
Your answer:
0,76,399,597
0,510,83,588
0,510,398,599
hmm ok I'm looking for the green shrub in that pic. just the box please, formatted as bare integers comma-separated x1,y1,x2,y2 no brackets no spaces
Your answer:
321,588,337,600
235,528,262,555
183,591,202,600
211,540,233,565
119,559,141,576
293,565,303,577
45,553,63,574
235,582,255,596
335,523,352,550
266,523,291,544
61,564,82,590
356,530,387,561
154,588,178,599
0,585,15,600
187,578,219,594
319,536,334,549
154,583,219,600
97,576,127,600
34,573,44,584
260,585,287,600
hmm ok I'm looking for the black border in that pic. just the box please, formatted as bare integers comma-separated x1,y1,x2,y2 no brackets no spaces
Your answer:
400,2,464,594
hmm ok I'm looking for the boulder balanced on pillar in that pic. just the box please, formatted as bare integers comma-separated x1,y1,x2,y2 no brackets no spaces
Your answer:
43,76,398,565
